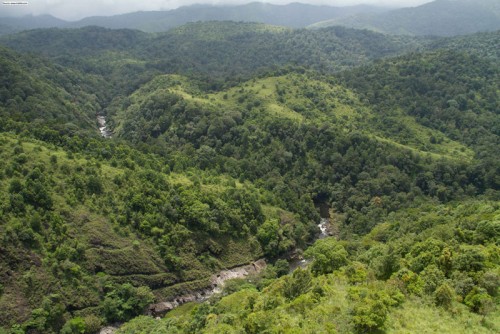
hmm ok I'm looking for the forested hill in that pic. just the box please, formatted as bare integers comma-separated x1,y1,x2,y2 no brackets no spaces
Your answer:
4,24,498,92
0,46,105,133
118,198,500,333
105,48,499,233
311,0,500,36
0,23,430,90
0,15,67,36
0,20,499,334
429,30,500,61
0,43,319,329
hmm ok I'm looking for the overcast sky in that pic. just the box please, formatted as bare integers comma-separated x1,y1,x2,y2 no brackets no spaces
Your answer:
1,1,434,21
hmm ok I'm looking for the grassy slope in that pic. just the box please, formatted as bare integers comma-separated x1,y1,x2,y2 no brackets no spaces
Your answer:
113,72,473,161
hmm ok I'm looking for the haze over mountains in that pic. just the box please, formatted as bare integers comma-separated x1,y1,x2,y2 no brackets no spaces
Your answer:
311,0,500,36
1,0,499,36
68,3,388,32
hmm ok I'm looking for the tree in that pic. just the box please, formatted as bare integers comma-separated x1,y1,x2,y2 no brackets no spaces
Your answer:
304,238,349,275
257,219,280,257
274,259,290,277
351,298,388,333
464,287,495,317
345,262,368,284
188,303,211,333
102,284,154,322
420,265,445,294
86,175,103,195
349,288,398,333
283,268,312,300
392,268,424,296
25,294,65,332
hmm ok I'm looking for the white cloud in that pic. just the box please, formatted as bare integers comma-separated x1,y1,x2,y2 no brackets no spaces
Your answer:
0,0,434,20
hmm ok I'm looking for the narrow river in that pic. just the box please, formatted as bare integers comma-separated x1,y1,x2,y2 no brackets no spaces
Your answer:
97,115,112,138
147,259,267,317
148,218,330,317
289,218,329,271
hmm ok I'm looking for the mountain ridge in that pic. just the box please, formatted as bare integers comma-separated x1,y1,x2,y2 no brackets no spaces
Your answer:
0,2,388,35
3,1,498,36
311,0,500,36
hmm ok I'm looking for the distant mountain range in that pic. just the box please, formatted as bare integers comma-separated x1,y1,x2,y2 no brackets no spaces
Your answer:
68,3,387,32
0,2,386,35
311,0,500,36
0,14,68,36
0,1,499,36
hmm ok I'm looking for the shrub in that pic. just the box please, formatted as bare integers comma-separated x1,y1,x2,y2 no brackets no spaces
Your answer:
464,287,495,316
283,268,312,300
345,262,368,284
392,268,424,295
435,283,455,309
60,317,86,334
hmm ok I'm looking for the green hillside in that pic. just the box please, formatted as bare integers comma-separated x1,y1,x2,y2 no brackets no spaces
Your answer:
0,130,314,332
107,62,496,235
0,19,498,334
117,199,500,333
0,46,105,133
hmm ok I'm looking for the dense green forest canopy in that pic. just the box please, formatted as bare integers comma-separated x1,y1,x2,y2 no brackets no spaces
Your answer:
0,23,431,91
0,46,104,131
0,19,498,334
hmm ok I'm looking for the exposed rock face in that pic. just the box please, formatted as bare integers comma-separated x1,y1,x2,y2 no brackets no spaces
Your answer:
148,259,266,317
148,289,213,316
99,326,117,334
211,258,266,293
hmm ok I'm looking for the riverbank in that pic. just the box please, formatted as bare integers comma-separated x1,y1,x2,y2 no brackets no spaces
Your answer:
147,259,266,317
